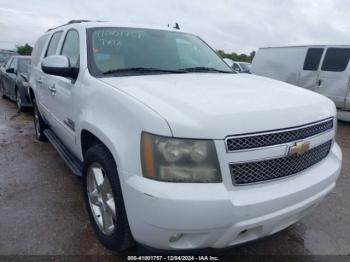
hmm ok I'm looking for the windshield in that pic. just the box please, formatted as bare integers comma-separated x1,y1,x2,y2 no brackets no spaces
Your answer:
0,53,12,63
240,63,251,71
87,27,232,76
18,58,30,73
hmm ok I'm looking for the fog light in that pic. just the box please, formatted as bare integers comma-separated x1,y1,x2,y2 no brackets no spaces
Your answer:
169,233,183,243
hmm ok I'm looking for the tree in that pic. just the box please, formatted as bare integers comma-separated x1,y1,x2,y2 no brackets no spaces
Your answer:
216,49,256,63
16,43,33,55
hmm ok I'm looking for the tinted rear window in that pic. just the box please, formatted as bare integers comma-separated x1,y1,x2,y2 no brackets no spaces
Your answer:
303,48,324,71
321,48,350,72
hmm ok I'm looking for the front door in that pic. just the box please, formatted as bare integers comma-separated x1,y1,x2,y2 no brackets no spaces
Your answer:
49,29,80,152
299,47,324,92
317,47,350,109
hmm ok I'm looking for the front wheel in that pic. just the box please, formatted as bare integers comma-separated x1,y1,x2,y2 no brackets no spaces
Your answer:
83,144,134,252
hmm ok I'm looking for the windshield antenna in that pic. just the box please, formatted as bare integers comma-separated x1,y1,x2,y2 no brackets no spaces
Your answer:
173,23,180,30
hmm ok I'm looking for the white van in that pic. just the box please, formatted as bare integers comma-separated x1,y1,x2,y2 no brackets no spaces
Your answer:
251,46,350,121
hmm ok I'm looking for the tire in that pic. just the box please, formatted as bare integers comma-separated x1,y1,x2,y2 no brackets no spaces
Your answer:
33,100,47,141
16,89,22,111
83,144,134,252
0,82,5,99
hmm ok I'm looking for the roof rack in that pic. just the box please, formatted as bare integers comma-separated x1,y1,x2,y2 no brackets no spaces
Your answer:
46,20,92,32
67,20,92,24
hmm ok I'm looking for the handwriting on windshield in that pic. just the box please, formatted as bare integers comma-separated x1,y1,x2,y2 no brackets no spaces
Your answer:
94,30,143,47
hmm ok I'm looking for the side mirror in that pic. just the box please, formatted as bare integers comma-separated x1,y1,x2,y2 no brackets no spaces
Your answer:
6,68,15,74
41,55,78,78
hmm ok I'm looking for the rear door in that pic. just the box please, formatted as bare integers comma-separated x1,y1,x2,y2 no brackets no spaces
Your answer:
299,47,324,92
40,31,64,125
317,47,350,109
30,34,49,120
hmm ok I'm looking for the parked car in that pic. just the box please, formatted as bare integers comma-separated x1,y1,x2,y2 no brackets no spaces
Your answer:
0,55,32,110
223,58,251,73
29,20,342,252
251,45,350,121
0,49,18,67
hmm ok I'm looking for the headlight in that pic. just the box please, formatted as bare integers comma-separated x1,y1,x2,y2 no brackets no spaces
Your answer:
21,81,29,88
141,132,222,183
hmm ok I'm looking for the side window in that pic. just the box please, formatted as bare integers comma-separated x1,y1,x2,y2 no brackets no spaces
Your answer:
45,31,63,57
32,35,49,66
321,48,350,72
303,48,324,71
61,30,80,67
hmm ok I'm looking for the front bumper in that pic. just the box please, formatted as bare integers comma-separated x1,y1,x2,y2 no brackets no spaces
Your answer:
123,143,342,250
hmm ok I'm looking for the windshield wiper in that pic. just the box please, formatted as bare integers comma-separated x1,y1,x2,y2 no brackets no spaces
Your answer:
179,67,234,73
102,67,186,75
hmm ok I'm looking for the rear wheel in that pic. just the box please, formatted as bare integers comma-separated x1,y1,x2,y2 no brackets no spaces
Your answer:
16,90,22,111
33,100,47,141
83,144,134,252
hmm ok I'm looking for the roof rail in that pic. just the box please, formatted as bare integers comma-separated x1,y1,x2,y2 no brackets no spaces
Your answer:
67,20,91,24
46,20,92,32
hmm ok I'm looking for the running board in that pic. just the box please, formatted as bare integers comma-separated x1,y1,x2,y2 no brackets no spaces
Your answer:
44,129,82,176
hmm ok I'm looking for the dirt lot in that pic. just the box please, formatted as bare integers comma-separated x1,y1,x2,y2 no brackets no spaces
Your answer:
0,97,349,258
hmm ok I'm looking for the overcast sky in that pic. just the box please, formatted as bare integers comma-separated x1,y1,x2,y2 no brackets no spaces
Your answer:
1,0,350,54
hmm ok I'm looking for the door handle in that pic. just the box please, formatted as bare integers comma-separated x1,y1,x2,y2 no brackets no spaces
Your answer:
49,85,56,93
317,79,322,86
36,78,43,84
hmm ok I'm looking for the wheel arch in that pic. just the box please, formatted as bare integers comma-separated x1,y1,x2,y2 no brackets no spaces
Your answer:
79,124,122,170
81,129,103,157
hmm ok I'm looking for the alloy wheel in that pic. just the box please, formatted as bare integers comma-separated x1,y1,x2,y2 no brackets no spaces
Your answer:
87,162,116,236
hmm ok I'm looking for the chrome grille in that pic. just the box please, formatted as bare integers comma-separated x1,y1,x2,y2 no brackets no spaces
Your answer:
230,140,332,185
226,118,333,151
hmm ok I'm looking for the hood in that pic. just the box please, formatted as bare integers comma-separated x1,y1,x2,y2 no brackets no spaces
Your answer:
100,73,335,139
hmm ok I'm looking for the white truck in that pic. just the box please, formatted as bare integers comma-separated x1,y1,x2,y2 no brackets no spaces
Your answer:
251,45,350,121
29,21,342,252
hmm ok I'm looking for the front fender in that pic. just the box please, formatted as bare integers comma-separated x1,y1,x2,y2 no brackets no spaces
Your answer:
75,74,172,178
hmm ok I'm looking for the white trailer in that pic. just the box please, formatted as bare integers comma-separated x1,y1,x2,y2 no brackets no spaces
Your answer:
252,45,350,121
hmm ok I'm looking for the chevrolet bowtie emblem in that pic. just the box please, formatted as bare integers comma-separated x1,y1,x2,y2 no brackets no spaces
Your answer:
289,141,310,156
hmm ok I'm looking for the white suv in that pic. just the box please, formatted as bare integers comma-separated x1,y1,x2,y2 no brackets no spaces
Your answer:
29,20,342,252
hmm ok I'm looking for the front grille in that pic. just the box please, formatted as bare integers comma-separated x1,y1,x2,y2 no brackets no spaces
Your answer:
226,118,333,151
230,140,332,185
